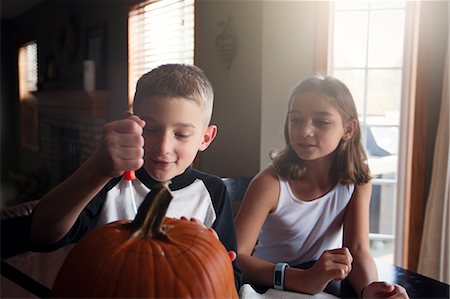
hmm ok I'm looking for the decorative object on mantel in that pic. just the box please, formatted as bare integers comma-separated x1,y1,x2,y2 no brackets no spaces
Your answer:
83,60,95,92
85,23,107,89
56,16,78,67
216,16,237,70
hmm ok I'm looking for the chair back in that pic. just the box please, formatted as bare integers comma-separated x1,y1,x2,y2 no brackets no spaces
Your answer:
222,177,253,217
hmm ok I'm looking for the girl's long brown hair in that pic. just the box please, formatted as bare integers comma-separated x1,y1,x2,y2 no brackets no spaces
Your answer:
271,75,371,185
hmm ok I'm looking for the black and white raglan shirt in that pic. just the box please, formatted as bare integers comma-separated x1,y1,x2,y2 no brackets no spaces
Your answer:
35,166,243,290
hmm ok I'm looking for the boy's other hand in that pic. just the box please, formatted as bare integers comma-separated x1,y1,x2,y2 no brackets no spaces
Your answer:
362,281,409,299
180,217,236,262
302,247,353,294
93,115,145,179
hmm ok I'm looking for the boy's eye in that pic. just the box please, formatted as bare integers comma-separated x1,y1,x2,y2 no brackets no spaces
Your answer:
175,132,192,139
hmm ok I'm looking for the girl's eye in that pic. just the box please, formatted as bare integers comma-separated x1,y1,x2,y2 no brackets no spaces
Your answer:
313,119,331,127
289,116,302,124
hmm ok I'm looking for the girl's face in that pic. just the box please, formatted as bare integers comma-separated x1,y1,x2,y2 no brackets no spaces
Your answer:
288,91,350,162
136,96,216,182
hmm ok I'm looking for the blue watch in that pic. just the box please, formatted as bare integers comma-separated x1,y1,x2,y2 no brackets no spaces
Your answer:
273,262,290,290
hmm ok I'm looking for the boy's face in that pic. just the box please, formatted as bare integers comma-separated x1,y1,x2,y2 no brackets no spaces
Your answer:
136,96,216,182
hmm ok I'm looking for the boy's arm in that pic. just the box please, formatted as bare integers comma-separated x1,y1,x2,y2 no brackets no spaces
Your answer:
31,117,145,245
210,182,243,291
31,155,111,245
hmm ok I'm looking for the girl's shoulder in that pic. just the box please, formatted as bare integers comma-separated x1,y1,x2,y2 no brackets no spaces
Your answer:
254,165,280,185
244,165,280,211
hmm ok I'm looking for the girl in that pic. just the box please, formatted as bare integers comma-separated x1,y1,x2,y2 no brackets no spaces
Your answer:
235,76,408,298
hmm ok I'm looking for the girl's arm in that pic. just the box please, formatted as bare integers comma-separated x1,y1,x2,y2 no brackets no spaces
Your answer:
343,181,377,295
234,166,280,286
344,182,410,299
235,167,352,294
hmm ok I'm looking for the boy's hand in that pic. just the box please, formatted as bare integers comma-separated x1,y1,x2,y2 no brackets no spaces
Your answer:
180,217,236,262
93,114,145,179
362,281,409,299
301,247,353,294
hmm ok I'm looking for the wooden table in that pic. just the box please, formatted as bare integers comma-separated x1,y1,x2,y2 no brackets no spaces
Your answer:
2,258,449,298
251,261,449,299
336,261,449,298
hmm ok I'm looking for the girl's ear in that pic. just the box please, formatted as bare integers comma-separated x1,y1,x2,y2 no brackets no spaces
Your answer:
342,119,357,141
198,125,217,151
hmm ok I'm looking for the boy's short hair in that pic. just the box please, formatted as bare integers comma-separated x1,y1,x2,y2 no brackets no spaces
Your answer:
133,64,214,123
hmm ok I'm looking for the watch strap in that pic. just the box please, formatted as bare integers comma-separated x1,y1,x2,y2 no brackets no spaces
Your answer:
273,262,290,290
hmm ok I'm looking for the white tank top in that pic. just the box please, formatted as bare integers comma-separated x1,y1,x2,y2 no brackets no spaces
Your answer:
253,177,355,265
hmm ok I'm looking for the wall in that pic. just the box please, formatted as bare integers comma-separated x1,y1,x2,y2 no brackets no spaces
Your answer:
260,1,317,169
197,0,263,178
1,1,133,192
1,20,20,183
1,0,319,195
197,0,318,177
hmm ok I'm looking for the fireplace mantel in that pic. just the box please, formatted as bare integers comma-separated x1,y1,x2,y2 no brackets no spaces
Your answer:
34,90,108,118
34,90,109,185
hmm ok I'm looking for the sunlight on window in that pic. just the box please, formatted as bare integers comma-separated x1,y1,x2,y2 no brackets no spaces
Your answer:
18,41,39,151
331,0,406,264
18,41,38,100
128,0,195,106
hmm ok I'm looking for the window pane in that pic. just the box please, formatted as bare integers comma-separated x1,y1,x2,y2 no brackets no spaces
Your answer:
370,126,399,154
368,10,405,67
370,1,405,9
369,183,397,232
333,69,366,115
333,11,368,67
128,0,194,103
366,69,402,119
18,42,38,100
369,182,396,262
335,1,369,10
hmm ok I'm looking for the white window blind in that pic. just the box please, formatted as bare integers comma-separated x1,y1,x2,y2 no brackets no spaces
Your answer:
18,41,38,101
18,41,39,151
128,0,195,103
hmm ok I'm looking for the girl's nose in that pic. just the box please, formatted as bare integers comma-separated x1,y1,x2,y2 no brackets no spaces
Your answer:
300,121,314,137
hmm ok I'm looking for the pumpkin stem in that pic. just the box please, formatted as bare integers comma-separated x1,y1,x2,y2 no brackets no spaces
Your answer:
132,181,173,240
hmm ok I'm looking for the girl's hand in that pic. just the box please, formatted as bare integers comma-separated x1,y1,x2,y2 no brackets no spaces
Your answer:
362,281,409,299
93,115,145,179
302,247,353,294
180,217,236,261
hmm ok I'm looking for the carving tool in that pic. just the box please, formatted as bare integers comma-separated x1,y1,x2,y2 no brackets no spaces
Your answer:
124,170,137,214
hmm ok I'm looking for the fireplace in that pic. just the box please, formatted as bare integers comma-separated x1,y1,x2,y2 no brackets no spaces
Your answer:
35,91,108,186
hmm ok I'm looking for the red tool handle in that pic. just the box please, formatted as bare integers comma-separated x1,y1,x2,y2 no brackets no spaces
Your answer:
124,170,136,181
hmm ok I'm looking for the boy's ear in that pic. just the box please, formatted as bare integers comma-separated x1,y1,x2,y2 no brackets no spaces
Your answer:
342,119,357,141
198,125,217,151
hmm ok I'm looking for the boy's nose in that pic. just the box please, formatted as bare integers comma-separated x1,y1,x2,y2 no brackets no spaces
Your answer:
155,133,173,154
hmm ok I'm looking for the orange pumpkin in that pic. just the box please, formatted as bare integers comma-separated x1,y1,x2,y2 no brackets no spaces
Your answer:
52,183,238,298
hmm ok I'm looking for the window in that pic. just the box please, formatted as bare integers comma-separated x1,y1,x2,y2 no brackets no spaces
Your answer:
329,1,406,263
18,41,38,100
18,41,39,151
128,0,195,105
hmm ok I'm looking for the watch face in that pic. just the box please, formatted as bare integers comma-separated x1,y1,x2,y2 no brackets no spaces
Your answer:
274,271,282,286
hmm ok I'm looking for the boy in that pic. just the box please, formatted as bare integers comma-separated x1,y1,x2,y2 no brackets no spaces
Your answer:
31,64,243,290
